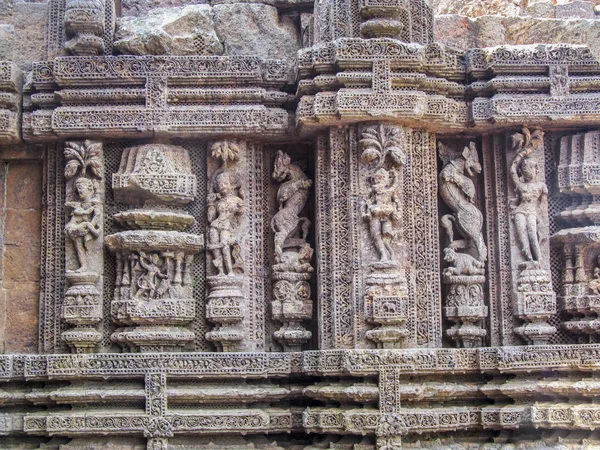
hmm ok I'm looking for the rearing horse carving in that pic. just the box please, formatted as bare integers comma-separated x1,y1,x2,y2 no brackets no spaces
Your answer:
271,150,312,263
439,141,487,263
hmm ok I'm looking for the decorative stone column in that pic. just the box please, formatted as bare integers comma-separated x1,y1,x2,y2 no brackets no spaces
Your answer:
438,141,488,348
106,144,203,352
359,123,410,349
509,128,557,344
61,140,104,353
271,150,314,351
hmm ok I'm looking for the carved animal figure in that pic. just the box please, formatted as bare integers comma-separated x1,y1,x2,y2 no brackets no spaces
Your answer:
271,151,312,263
443,248,485,276
273,243,314,273
439,142,487,262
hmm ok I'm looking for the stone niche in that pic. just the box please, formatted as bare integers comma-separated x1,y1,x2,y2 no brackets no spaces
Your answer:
5,0,600,450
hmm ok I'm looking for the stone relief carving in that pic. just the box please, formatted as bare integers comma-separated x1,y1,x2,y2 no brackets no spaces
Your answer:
64,0,106,56
510,128,548,265
64,140,103,273
62,140,104,353
360,124,405,264
509,127,557,345
205,140,247,352
271,150,314,351
106,143,203,352
360,123,410,349
207,140,246,277
11,0,600,447
438,141,488,348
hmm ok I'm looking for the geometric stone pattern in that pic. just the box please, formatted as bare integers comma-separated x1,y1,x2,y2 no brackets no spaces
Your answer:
5,0,600,449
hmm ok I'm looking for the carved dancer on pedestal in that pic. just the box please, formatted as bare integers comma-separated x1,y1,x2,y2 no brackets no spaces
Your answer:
438,141,487,348
62,140,104,353
510,127,556,344
510,128,548,265
360,124,409,348
205,140,247,352
271,150,314,351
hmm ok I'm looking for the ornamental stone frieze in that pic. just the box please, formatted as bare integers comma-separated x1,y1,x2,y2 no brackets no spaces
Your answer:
5,0,600,449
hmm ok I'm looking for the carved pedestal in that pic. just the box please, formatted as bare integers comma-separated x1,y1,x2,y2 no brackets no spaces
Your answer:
443,274,487,348
205,275,245,352
107,231,203,352
514,264,557,345
61,272,102,352
272,271,312,351
365,263,409,349
106,144,203,352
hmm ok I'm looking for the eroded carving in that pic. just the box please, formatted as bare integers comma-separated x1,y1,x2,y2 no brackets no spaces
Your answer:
271,150,314,351
438,141,488,348
360,124,410,349
64,0,106,56
205,140,247,352
106,144,203,352
62,140,104,353
510,127,557,344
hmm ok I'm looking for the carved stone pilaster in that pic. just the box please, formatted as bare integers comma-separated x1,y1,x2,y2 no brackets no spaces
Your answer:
359,123,410,348
205,140,247,352
438,141,488,347
443,274,487,348
106,144,203,352
509,128,557,344
61,140,104,353
64,0,106,56
270,150,314,351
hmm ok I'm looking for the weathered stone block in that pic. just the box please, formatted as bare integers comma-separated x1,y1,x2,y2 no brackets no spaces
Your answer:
213,4,300,59
556,0,595,18
114,5,223,56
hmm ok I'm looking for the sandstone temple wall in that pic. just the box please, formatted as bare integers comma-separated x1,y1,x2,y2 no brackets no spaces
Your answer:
3,0,600,449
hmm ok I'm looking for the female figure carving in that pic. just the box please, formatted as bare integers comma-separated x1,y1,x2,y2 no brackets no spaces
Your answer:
207,171,245,276
510,128,548,264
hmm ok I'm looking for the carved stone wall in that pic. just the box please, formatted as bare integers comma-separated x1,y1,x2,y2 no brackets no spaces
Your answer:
5,1,600,450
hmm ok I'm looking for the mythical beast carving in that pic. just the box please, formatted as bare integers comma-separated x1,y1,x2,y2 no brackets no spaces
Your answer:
439,141,487,266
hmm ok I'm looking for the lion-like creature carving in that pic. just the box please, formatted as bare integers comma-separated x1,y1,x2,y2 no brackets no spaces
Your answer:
443,248,485,277
271,150,312,264
439,141,487,263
